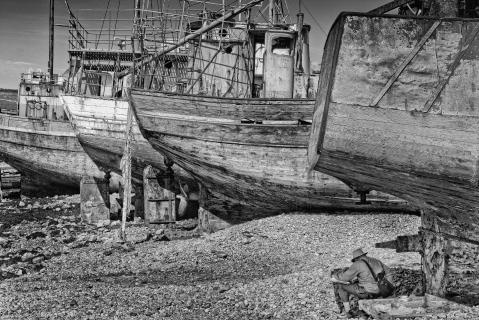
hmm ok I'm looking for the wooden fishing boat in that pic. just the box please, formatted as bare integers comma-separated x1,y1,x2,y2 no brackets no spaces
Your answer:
60,2,196,192
307,8,479,242
306,4,479,300
0,71,105,196
130,90,362,218
128,0,409,220
62,94,194,187
0,1,108,196
0,110,103,196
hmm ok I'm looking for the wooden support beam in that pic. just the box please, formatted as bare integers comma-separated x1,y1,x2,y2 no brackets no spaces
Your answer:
376,231,450,297
370,21,441,107
376,234,422,252
368,0,415,15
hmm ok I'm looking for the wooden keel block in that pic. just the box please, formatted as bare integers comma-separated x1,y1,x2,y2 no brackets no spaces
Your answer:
421,230,451,297
355,190,372,205
197,207,232,233
143,165,177,224
80,175,110,224
134,184,144,220
375,234,422,253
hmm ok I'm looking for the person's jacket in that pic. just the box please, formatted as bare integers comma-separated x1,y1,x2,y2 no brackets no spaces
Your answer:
337,256,393,294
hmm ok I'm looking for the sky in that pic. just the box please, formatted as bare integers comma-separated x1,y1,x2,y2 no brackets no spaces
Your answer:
0,0,387,89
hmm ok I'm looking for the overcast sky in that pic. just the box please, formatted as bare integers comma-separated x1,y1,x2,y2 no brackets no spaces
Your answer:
0,0,386,89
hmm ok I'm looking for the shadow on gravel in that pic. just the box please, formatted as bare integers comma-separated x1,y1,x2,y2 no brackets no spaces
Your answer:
0,199,77,229
78,258,301,288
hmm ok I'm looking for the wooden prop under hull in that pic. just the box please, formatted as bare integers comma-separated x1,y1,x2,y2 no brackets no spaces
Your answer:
130,89,408,220
0,113,104,196
308,13,479,241
62,95,195,190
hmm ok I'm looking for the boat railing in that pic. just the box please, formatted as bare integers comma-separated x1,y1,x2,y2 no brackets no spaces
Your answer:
130,0,319,100
66,2,135,53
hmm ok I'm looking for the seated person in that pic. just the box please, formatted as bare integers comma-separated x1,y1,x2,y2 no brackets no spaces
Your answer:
331,248,394,318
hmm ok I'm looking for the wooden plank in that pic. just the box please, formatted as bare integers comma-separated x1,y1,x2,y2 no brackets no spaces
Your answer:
375,234,422,252
131,89,315,121
422,23,479,113
140,114,311,147
370,21,441,107
311,102,479,236
307,13,345,168
359,294,462,320
368,0,415,15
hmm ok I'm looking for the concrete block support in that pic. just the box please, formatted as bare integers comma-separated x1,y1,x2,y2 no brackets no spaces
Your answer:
197,184,232,233
80,175,110,224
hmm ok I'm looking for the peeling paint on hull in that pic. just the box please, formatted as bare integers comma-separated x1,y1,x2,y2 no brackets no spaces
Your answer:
0,113,103,196
130,89,368,221
309,13,479,242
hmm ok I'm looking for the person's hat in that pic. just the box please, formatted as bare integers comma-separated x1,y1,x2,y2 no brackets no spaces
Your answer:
351,248,367,262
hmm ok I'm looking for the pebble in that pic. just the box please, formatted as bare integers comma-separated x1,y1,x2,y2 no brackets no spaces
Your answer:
32,256,45,264
21,252,35,262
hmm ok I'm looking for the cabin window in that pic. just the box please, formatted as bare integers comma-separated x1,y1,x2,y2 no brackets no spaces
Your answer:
223,45,233,54
26,100,47,119
271,37,293,56
84,72,113,97
219,28,229,38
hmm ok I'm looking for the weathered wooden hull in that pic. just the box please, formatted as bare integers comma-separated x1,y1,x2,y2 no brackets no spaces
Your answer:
129,89,386,220
0,113,103,196
308,13,479,241
62,95,193,187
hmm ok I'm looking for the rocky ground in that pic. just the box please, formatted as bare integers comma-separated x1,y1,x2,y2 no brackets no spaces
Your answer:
0,195,478,319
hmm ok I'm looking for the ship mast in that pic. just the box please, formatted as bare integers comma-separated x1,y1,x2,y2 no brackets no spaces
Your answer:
268,0,282,24
48,0,54,81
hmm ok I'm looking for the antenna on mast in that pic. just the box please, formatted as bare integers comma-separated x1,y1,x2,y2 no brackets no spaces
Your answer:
48,0,54,81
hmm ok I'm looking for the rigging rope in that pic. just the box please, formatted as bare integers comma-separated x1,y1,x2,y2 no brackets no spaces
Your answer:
110,0,121,50
302,2,327,35
96,0,112,49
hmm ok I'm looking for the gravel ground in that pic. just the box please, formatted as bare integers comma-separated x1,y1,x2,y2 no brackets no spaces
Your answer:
1,196,478,320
